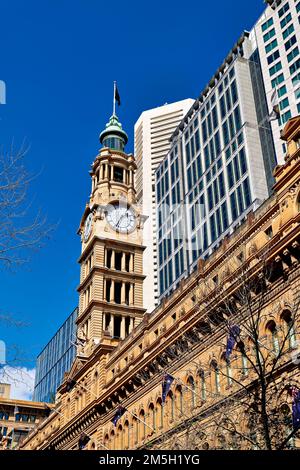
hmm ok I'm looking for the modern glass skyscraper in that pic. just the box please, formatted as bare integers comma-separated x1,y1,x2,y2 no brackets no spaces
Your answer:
33,308,78,403
134,100,194,313
253,0,300,163
156,32,273,300
156,0,300,302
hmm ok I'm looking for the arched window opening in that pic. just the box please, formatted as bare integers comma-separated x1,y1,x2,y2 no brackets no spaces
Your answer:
221,352,232,387
281,310,297,349
211,360,221,394
167,391,175,422
241,351,249,376
124,420,130,449
156,399,164,429
110,430,115,450
149,403,156,431
133,417,138,444
266,320,280,354
92,371,98,397
104,434,109,450
175,385,183,416
139,410,146,441
117,425,123,449
198,369,206,401
187,376,196,410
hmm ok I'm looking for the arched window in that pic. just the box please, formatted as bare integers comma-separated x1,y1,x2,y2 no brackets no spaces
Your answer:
156,399,163,429
175,385,183,416
198,369,206,401
167,391,175,422
139,410,146,441
241,348,249,376
104,433,109,450
211,360,220,394
187,376,196,410
124,420,130,449
132,417,138,444
110,430,115,450
281,310,297,349
221,353,232,387
266,320,280,354
92,371,98,397
66,398,71,419
148,403,155,431
117,425,123,449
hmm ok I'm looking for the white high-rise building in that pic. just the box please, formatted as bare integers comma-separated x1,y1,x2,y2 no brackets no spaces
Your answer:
251,0,300,163
134,100,194,312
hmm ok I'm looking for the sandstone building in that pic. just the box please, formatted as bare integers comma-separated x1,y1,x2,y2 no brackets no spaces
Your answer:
20,115,300,450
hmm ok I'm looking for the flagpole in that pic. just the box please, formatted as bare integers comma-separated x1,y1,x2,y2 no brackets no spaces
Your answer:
170,375,207,402
124,408,155,432
113,81,116,116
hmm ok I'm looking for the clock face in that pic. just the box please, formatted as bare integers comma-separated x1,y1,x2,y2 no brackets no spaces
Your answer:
84,213,93,241
106,203,136,234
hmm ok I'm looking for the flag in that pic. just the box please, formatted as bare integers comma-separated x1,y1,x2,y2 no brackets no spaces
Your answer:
162,373,174,405
225,325,240,361
66,378,76,392
115,85,121,107
78,433,90,450
269,88,280,121
111,406,126,426
291,387,300,430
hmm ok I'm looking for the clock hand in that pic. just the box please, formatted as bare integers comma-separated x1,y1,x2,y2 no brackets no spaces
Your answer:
116,214,125,228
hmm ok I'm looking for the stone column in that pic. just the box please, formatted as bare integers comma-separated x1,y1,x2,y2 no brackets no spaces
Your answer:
100,164,104,180
129,317,134,333
110,280,115,303
129,254,134,272
121,316,126,339
129,283,134,305
121,282,126,304
104,164,108,180
121,252,126,271
103,279,107,301
111,250,116,270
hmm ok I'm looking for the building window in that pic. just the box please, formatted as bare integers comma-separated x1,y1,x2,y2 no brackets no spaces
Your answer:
263,28,276,42
278,2,289,18
280,12,292,29
290,58,300,75
271,73,285,88
265,38,278,54
113,166,124,183
267,49,280,65
281,110,292,125
285,34,297,51
281,310,297,349
269,61,282,77
266,320,280,354
278,85,287,97
280,97,290,110
261,17,274,32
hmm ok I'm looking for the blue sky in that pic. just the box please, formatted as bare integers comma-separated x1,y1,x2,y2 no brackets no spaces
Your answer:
0,0,265,373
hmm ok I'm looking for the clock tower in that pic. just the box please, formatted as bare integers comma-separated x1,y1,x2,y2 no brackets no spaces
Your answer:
77,112,147,357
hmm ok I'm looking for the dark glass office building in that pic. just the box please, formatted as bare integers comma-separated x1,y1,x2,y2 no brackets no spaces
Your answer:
33,308,78,403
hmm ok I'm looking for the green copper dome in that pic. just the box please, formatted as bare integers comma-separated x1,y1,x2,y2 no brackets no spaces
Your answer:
99,114,128,151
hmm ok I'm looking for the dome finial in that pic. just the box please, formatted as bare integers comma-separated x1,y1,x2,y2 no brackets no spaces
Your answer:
99,82,127,151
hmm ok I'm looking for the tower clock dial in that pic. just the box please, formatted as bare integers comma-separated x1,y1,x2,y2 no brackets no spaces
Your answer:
84,213,93,241
106,203,136,234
